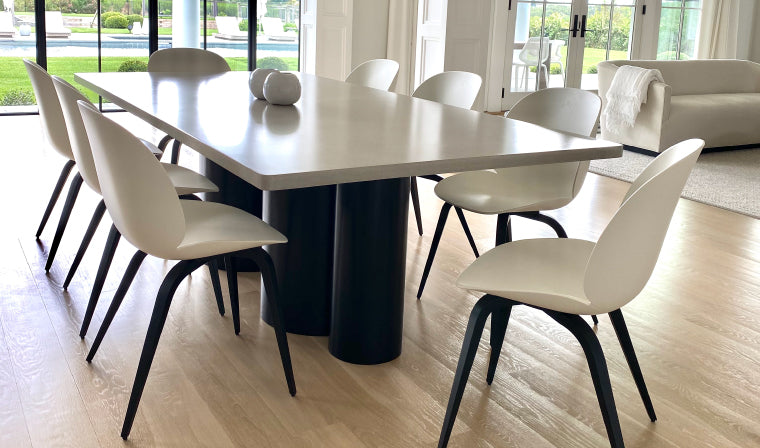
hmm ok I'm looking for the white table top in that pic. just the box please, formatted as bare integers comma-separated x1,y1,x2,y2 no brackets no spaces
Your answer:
75,71,621,191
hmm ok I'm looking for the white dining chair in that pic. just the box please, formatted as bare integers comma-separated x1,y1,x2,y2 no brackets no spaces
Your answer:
51,76,224,338
147,48,231,164
417,88,601,303
409,71,482,238
437,139,705,448
512,36,550,90
24,59,82,271
345,59,400,91
78,100,296,439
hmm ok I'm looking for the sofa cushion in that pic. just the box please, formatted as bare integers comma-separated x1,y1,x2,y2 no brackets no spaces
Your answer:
664,93,760,148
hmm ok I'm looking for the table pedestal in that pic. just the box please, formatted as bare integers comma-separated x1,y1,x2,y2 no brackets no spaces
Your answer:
261,186,336,336
329,178,410,364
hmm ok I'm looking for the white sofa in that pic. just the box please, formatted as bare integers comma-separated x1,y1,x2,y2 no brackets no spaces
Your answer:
598,59,760,153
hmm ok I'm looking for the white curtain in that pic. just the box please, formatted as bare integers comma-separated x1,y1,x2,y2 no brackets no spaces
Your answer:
386,0,416,95
697,0,741,59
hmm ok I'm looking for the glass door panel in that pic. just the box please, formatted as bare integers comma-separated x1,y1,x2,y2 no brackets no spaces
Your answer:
581,0,636,90
505,0,572,104
657,0,701,60
0,1,36,112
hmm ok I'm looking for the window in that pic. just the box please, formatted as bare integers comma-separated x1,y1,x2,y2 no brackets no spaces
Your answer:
657,0,702,60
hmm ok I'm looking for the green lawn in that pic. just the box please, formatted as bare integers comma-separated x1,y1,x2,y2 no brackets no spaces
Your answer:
0,56,298,105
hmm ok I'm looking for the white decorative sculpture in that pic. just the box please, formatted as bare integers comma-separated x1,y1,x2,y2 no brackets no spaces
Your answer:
249,68,278,100
263,72,301,106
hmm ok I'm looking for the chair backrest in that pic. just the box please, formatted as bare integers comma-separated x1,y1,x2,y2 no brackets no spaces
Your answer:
519,37,550,65
78,100,186,258
215,16,242,35
0,11,15,31
23,59,74,160
51,76,102,194
261,17,285,35
412,71,482,110
345,59,400,91
45,11,65,29
584,139,704,312
549,39,564,61
147,48,231,74
505,87,601,198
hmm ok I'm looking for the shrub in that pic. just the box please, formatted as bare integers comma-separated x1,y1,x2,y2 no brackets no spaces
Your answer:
239,19,248,31
283,22,297,32
1,89,36,106
126,14,143,26
256,56,288,71
118,59,148,72
104,13,129,29
585,65,598,74
101,11,120,23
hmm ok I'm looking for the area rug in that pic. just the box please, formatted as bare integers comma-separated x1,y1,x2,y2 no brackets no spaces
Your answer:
589,148,760,219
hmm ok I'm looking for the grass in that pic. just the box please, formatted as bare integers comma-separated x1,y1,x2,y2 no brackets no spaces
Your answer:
0,56,299,105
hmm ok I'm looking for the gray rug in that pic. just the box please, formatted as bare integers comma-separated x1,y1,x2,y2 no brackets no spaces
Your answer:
589,148,760,219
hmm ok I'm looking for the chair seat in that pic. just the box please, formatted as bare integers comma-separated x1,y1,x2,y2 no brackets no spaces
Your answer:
172,200,287,260
456,238,600,315
434,166,575,214
140,138,164,157
162,163,218,195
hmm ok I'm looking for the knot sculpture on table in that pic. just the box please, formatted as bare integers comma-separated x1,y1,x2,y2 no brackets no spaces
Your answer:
249,68,301,106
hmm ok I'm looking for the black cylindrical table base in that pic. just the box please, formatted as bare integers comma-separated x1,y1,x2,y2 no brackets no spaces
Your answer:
261,186,336,336
329,178,410,364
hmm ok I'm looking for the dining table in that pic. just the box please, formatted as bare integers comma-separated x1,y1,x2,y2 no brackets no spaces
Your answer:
75,70,621,365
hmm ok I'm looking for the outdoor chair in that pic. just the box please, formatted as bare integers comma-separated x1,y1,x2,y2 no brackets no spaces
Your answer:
261,17,297,41
512,36,550,90
437,139,705,448
78,100,296,439
409,71,482,238
214,16,247,40
45,11,71,38
51,76,224,339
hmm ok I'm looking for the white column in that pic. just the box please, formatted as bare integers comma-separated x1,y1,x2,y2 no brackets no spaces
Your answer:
173,0,200,48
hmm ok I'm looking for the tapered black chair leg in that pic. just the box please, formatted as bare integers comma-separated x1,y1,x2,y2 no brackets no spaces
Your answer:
592,315,599,325
121,259,206,440
223,256,240,334
86,250,148,361
80,225,121,338
454,207,479,258
248,248,296,396
170,139,182,165
438,295,506,448
64,200,106,289
45,173,84,271
546,311,625,448
410,177,423,235
207,258,225,316
36,160,75,238
495,213,512,246
609,309,656,422
486,301,513,385
417,202,453,299
517,212,568,238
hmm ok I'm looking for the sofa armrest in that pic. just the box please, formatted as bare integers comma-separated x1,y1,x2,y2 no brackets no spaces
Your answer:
646,81,671,123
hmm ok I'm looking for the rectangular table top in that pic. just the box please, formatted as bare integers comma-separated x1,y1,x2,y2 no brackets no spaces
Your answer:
75,71,621,191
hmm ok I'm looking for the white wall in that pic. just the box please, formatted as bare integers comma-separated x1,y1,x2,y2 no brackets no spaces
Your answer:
352,1,390,66
751,1,760,62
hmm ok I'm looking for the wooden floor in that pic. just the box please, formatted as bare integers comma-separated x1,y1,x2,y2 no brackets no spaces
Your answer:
1,113,759,448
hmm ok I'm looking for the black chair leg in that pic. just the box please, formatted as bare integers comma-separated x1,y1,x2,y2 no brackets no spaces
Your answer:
80,225,121,338
454,207,479,258
410,177,423,235
156,134,172,152
486,301,513,385
609,309,656,422
592,315,599,325
86,250,148,361
36,160,75,238
545,310,625,448
247,247,297,396
495,213,512,246
223,256,240,334
45,173,83,272
438,295,509,448
207,258,225,316
417,202,452,299
517,211,568,238
121,258,206,440
63,199,106,289
170,139,182,165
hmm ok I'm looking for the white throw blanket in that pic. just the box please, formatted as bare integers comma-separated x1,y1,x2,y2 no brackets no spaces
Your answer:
603,65,664,135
